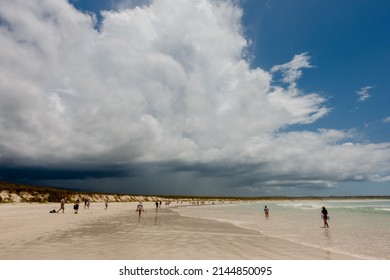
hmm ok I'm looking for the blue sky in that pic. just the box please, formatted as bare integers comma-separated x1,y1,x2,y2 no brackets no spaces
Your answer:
0,0,389,196
242,0,390,138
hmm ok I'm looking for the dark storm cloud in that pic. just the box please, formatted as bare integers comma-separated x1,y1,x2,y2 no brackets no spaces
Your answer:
0,165,132,181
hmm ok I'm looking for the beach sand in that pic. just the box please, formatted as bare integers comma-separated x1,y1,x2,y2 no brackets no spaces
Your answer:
0,202,358,260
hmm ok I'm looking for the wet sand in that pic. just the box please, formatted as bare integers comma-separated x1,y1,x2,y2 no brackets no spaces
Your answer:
0,202,358,259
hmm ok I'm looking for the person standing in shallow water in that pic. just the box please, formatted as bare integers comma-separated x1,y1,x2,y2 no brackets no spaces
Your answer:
136,201,144,221
264,206,270,218
321,206,330,228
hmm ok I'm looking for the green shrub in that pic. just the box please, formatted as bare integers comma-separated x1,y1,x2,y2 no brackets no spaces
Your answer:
47,192,62,202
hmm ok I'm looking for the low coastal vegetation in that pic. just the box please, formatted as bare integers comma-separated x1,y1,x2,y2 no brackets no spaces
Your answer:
1,181,389,204
0,181,162,203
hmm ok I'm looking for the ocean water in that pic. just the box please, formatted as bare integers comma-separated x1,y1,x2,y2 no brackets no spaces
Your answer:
173,200,390,259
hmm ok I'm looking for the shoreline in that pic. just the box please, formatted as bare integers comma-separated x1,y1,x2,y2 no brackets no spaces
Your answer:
0,202,359,260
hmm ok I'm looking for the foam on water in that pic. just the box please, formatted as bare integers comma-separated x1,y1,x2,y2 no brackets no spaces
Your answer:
174,200,390,259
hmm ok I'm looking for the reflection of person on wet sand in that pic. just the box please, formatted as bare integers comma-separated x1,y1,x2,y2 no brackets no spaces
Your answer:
136,202,144,219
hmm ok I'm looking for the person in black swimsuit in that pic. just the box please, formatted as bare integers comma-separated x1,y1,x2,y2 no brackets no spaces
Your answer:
321,206,329,228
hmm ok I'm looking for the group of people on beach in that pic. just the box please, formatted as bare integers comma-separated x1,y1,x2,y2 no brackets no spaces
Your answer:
55,197,109,214
56,197,144,220
57,198,330,228
263,205,330,228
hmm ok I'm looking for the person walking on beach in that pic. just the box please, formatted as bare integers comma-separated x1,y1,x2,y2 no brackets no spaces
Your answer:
321,206,330,228
105,198,108,210
57,197,65,213
136,201,144,219
73,201,79,214
155,201,159,212
264,206,270,218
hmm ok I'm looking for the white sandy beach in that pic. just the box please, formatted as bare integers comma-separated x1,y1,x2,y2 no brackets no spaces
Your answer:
0,202,358,260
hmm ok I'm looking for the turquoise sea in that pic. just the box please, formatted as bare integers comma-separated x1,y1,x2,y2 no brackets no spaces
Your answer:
173,199,390,259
